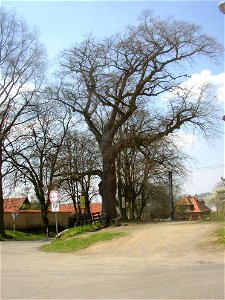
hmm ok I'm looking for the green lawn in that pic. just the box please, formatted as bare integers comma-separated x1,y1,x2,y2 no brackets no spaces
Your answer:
5,230,46,241
42,231,127,253
215,225,225,246
60,223,100,238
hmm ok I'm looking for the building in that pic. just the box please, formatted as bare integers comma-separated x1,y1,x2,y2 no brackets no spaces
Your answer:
3,197,102,230
175,195,211,220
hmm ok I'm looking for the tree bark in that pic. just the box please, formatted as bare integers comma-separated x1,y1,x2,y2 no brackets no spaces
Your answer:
40,202,49,236
101,151,118,224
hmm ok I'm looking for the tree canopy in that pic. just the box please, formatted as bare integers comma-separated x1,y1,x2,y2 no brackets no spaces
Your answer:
53,10,223,222
0,9,223,233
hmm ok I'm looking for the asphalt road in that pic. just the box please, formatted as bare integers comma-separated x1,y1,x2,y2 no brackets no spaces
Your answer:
1,222,224,299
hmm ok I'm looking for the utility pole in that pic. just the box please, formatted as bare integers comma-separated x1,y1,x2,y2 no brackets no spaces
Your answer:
168,171,175,221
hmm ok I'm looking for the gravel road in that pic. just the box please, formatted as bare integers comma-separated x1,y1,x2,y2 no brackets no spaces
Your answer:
1,221,224,299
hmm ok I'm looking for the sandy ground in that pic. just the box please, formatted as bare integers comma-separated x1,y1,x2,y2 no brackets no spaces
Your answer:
74,221,224,272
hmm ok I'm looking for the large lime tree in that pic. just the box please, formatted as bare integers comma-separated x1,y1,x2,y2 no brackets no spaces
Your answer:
54,11,222,224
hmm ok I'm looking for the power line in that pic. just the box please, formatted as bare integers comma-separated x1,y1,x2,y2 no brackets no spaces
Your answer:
193,164,225,171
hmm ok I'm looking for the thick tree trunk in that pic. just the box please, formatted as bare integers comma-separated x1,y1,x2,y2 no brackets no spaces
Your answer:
0,141,6,238
40,202,49,236
101,151,118,225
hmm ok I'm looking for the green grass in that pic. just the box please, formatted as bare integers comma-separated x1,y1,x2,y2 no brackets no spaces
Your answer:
5,230,46,241
1,224,100,241
42,231,127,253
215,225,225,246
61,223,100,238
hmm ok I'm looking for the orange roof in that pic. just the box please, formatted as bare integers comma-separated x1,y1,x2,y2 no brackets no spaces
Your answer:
59,203,76,213
59,202,102,213
90,203,102,214
177,196,211,213
196,200,211,213
4,197,102,214
3,197,29,212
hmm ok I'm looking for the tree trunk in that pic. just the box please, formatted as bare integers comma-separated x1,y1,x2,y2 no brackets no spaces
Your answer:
40,202,49,236
117,175,128,220
101,151,118,225
136,194,146,220
0,141,6,237
72,195,78,214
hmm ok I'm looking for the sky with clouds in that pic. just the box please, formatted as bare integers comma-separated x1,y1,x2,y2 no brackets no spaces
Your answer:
2,0,225,196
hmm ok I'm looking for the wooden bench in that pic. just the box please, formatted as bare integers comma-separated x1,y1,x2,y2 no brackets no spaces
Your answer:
91,212,101,222
90,212,107,225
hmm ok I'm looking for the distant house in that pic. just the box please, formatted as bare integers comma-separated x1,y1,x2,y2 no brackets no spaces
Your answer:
3,197,102,230
3,197,30,212
175,195,211,220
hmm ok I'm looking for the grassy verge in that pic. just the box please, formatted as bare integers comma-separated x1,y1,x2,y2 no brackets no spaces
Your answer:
60,223,100,238
215,225,225,246
42,231,127,253
1,224,101,241
5,230,46,241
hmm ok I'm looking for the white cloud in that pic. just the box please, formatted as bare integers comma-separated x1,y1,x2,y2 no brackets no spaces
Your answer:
184,70,225,102
162,70,225,103
216,84,225,102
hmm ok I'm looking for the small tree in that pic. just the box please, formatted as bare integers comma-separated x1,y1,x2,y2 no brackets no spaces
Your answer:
0,8,46,237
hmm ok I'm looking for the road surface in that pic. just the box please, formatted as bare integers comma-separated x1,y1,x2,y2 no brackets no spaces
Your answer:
1,221,224,299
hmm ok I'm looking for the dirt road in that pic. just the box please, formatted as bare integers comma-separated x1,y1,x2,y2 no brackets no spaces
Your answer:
1,221,224,299
81,221,224,270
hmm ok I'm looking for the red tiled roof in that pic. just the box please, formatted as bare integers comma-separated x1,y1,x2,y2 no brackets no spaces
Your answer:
3,197,29,212
59,203,76,213
59,202,102,213
176,196,211,213
196,200,211,213
90,203,102,214
4,197,102,214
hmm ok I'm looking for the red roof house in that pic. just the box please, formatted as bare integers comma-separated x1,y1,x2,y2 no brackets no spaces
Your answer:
3,197,30,212
3,197,102,214
3,197,102,229
56,202,102,213
175,195,211,220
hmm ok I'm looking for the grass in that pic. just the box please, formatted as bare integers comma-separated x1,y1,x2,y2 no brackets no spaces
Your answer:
61,223,100,238
5,230,46,241
42,231,127,253
215,225,225,246
1,224,101,241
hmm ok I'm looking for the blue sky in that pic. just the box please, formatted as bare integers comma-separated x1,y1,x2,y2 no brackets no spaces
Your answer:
2,0,225,196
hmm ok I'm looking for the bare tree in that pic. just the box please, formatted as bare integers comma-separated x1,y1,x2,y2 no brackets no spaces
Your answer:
5,102,72,234
57,131,102,214
53,10,222,223
116,119,187,220
0,8,46,237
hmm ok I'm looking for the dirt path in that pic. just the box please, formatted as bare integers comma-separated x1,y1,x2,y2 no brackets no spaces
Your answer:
76,221,224,271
